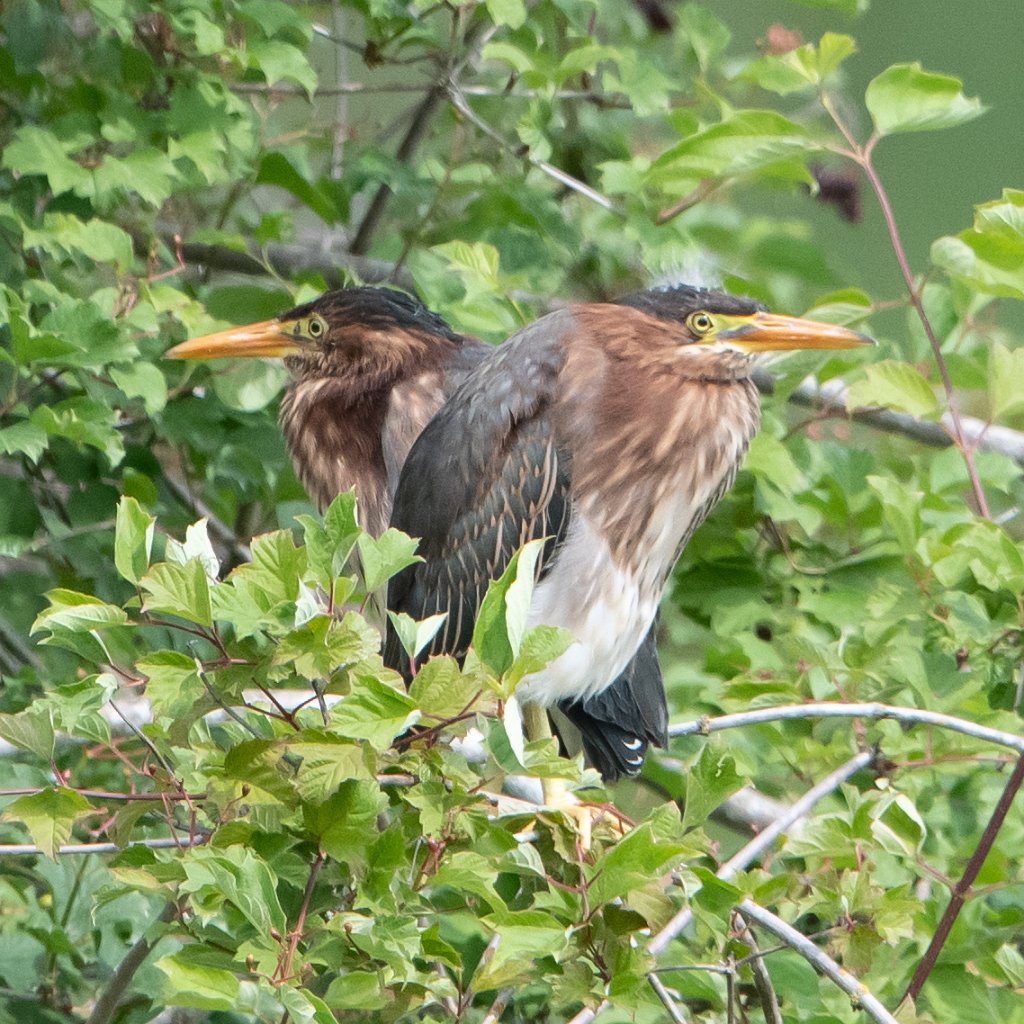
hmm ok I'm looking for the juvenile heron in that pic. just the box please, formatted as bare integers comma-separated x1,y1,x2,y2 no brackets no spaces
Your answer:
383,287,872,780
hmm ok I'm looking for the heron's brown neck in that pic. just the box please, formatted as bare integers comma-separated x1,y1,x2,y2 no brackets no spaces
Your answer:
279,328,466,535
556,309,761,566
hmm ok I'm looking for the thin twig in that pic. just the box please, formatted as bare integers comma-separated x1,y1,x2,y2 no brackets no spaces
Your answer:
0,787,205,802
232,80,635,105
735,918,782,1024
820,93,990,517
668,703,1024,755
447,85,617,213
901,751,1024,1005
276,849,326,986
480,987,514,1024
648,973,690,1023
738,900,899,1024
349,19,493,254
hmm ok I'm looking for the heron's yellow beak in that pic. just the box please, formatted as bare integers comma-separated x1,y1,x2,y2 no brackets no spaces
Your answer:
713,312,875,352
166,319,302,360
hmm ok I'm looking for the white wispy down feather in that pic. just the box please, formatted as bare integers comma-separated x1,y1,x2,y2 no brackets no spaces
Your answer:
644,249,724,292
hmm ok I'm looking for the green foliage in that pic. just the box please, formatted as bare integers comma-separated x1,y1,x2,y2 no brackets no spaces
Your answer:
0,1,1022,1022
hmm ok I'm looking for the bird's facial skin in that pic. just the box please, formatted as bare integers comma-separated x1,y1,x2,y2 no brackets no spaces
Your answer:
685,309,874,352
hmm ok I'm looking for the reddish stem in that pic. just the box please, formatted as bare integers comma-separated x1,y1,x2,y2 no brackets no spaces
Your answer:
901,752,1024,1005
822,95,991,518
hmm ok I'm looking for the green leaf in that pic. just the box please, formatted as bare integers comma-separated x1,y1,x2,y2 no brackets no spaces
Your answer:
472,538,545,676
247,39,317,94
681,746,745,833
138,650,204,722
272,612,379,681
0,420,48,462
0,705,56,760
256,152,338,223
989,343,1024,420
2,126,91,194
307,780,388,863
387,610,447,662
677,4,731,73
165,518,220,581
114,496,155,585
210,358,289,412
866,63,985,137
180,846,287,935
932,190,1024,299
845,360,941,420
110,363,168,415
31,399,125,465
355,529,421,593
4,788,91,858
140,559,214,626
485,0,526,29
871,793,926,856
324,972,388,1010
649,110,817,189
32,588,129,636
155,953,240,1011
587,823,688,907
22,213,135,268
291,734,376,801
506,625,572,687
330,676,420,750
867,475,924,552
409,656,482,719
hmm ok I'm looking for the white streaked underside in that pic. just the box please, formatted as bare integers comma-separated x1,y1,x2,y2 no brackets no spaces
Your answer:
516,415,750,709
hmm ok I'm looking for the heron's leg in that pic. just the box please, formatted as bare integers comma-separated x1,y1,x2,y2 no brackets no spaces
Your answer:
521,702,592,848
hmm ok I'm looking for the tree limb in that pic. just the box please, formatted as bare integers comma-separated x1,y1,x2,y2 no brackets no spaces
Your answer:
738,900,899,1024
668,702,1024,754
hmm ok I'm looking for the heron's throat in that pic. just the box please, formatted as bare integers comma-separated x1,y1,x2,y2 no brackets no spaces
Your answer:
279,378,390,533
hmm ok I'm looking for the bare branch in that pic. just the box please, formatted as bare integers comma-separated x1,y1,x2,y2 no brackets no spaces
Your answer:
738,900,899,1024
735,921,782,1024
649,750,874,956
0,836,206,856
148,231,416,291
447,85,617,213
668,703,1024,755
648,972,691,1023
901,751,1024,1005
350,19,494,255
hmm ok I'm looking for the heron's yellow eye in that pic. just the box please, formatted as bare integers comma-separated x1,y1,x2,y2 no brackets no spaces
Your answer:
687,311,714,335
306,316,326,339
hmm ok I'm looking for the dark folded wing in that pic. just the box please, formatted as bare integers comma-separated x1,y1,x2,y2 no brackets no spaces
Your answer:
384,323,572,678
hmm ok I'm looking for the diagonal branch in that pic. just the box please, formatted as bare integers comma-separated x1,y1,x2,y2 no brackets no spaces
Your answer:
901,751,1024,1005
648,749,875,957
446,84,617,213
85,902,177,1024
738,900,899,1024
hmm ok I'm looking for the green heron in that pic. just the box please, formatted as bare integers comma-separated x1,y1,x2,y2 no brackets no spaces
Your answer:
166,286,663,780
383,287,873,784
167,287,488,536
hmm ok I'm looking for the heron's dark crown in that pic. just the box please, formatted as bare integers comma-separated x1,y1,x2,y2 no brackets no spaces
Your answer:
617,284,765,323
282,286,464,344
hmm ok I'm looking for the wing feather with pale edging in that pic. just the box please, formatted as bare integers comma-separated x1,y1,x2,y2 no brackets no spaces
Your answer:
385,315,573,678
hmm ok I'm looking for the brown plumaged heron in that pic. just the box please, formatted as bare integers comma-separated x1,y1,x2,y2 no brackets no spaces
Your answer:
165,286,665,781
382,287,873,794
